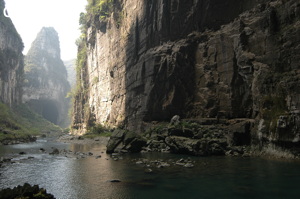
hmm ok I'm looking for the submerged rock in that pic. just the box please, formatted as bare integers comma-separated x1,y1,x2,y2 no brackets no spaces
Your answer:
109,179,121,183
49,148,59,155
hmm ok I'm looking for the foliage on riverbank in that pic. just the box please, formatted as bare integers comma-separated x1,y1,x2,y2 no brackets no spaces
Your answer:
0,183,55,199
83,123,112,139
0,102,62,144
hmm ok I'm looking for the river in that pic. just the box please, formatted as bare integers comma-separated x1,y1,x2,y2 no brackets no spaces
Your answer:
1,139,300,199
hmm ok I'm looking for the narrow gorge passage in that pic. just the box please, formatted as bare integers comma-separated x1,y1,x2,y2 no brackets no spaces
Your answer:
1,0,300,199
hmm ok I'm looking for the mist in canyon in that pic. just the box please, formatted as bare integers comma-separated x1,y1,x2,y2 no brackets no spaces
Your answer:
1,0,300,198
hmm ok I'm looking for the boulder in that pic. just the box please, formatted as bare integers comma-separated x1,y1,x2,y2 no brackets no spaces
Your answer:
125,138,147,153
170,115,180,125
165,136,202,155
49,148,59,155
165,135,227,156
106,129,148,153
106,129,126,154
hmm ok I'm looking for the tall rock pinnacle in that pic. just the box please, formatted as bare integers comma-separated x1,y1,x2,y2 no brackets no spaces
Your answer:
23,27,70,127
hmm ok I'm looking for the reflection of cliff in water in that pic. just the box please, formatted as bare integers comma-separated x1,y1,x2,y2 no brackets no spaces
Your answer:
1,141,300,198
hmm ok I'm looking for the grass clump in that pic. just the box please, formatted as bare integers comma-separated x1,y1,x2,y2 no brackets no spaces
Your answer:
83,123,112,138
0,102,62,143
261,95,288,132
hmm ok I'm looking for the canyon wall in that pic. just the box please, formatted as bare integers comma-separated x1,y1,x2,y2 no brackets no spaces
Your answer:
73,0,300,151
0,0,23,106
23,27,70,127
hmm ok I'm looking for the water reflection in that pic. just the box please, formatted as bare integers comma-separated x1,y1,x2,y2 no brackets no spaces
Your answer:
1,141,300,199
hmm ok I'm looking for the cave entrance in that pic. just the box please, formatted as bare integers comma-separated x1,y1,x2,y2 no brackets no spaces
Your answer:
27,99,59,125
41,101,59,124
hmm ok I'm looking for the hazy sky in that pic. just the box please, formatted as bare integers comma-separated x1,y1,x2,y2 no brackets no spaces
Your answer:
4,0,87,60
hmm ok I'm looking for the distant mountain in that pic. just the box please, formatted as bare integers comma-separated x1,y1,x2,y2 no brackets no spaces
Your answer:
23,27,71,128
64,59,76,87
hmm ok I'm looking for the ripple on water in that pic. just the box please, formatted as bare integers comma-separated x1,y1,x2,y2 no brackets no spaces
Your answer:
1,142,300,199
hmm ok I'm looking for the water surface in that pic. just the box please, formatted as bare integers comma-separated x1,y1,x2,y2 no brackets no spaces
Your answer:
1,139,300,199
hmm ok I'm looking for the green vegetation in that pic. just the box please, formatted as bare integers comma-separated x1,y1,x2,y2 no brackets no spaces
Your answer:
87,0,113,22
83,123,112,138
71,0,123,132
0,102,62,143
174,121,200,130
92,76,99,84
79,0,122,34
262,95,288,132
69,33,88,128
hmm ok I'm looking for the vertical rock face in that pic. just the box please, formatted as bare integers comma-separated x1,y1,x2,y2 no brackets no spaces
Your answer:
0,0,24,106
73,0,300,149
64,59,76,87
23,27,70,127
73,0,264,133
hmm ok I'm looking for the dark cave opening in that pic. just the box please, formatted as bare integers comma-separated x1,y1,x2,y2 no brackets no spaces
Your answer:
27,99,59,125
41,101,59,125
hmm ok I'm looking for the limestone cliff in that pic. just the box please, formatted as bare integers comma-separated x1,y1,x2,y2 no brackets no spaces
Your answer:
73,0,300,153
23,27,70,127
64,59,76,87
0,0,23,106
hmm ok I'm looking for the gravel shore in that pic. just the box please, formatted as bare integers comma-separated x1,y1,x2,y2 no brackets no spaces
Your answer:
57,134,110,145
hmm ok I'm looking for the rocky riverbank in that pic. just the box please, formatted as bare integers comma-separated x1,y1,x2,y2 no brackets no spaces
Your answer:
57,134,109,145
0,135,37,145
106,118,300,159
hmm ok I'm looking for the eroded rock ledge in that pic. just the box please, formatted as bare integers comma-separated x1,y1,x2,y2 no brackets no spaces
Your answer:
106,118,300,158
